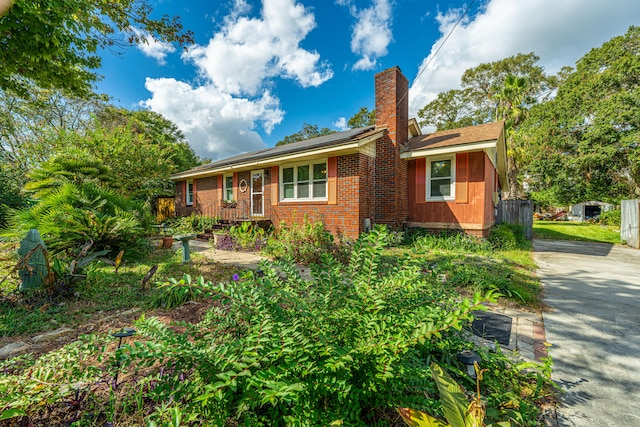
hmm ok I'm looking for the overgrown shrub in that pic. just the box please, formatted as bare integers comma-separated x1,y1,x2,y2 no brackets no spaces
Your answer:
264,216,348,264
229,222,267,251
167,213,220,234
489,224,528,250
412,230,493,254
598,208,621,226
2,183,152,257
129,226,490,425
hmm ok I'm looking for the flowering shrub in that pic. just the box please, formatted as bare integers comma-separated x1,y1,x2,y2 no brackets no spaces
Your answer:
264,217,349,264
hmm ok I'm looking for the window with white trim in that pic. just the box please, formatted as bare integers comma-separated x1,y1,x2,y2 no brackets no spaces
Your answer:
186,179,194,205
280,161,327,201
427,157,455,200
223,174,233,202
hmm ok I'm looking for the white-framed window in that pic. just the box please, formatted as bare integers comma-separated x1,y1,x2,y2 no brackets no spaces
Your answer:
427,156,455,200
280,160,327,201
223,174,233,202
186,179,194,205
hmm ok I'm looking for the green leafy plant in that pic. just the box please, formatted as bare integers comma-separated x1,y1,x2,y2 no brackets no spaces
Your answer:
488,224,527,251
398,364,510,427
264,215,348,264
150,273,214,309
167,213,220,234
3,182,152,257
124,226,495,425
412,231,493,255
597,208,621,226
229,221,266,251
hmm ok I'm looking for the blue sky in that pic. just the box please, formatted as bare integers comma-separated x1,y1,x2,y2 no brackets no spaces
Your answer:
96,0,640,161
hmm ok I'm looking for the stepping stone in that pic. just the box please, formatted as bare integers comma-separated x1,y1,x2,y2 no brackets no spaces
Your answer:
0,341,31,359
32,327,75,343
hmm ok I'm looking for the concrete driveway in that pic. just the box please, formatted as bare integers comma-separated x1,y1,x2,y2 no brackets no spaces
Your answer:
533,239,640,426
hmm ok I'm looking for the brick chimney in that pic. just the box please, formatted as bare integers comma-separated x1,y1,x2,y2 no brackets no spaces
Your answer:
374,66,409,229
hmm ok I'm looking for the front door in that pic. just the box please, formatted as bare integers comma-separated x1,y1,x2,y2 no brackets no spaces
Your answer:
251,170,263,217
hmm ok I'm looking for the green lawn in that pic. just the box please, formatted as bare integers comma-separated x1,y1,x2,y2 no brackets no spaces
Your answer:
0,247,237,338
533,221,621,244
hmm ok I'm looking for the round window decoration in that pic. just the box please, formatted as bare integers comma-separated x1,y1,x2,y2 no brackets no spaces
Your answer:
239,179,248,193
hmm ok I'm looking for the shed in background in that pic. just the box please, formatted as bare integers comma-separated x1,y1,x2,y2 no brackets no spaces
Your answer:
568,201,615,221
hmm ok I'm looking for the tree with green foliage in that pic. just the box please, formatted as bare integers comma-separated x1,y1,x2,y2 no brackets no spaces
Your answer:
96,106,206,172
275,122,336,146
417,53,558,198
276,107,377,146
0,0,193,98
347,106,375,128
0,86,103,176
521,26,640,204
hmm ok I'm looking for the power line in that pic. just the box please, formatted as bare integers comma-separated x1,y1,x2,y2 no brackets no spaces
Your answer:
410,0,476,89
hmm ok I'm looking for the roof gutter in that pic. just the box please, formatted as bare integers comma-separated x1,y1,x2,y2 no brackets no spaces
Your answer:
400,140,498,159
171,130,384,180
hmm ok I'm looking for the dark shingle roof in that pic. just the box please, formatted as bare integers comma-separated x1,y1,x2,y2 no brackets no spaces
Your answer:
173,125,376,178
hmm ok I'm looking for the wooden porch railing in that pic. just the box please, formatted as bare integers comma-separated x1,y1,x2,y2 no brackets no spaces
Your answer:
201,199,275,225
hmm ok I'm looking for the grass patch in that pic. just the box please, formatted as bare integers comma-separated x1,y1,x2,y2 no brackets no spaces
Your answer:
0,247,238,338
533,221,620,244
383,228,541,310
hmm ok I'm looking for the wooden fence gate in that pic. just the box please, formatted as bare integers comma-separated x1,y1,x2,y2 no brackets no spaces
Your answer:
497,199,533,240
156,197,175,223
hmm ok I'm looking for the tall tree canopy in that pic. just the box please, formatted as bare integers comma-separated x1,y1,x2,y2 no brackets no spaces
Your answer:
0,0,193,98
521,26,640,205
347,107,375,128
417,53,558,197
276,123,336,146
275,107,376,146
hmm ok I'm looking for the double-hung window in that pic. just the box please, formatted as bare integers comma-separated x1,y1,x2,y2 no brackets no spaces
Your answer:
281,161,327,201
186,179,194,205
427,157,455,200
223,174,233,202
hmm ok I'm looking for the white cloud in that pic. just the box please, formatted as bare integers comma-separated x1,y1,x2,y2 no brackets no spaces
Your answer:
409,0,640,125
182,0,332,96
133,29,176,65
143,77,284,160
341,0,393,71
142,0,332,160
333,117,349,131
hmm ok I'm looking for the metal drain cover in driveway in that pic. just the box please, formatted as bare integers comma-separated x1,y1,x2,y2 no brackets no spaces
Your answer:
471,311,512,346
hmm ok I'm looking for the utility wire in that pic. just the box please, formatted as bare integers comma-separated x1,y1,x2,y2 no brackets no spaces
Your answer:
411,0,476,90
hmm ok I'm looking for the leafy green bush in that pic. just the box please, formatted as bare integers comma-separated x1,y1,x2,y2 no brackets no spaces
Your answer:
167,213,220,234
150,274,214,309
229,222,267,251
412,230,493,254
122,227,509,425
264,216,348,264
489,224,528,251
3,183,152,257
598,208,621,226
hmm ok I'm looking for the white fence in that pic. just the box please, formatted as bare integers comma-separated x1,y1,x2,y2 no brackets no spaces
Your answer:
621,199,639,249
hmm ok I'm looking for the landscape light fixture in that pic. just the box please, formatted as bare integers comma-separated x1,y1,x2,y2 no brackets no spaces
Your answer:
112,327,136,349
458,349,481,379
111,327,136,389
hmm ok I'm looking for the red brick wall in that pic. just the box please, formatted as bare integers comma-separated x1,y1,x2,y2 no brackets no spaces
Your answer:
175,176,221,217
271,153,371,239
374,67,409,229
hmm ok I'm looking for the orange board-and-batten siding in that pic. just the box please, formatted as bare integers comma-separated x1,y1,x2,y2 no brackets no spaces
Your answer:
403,120,506,237
407,151,493,236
